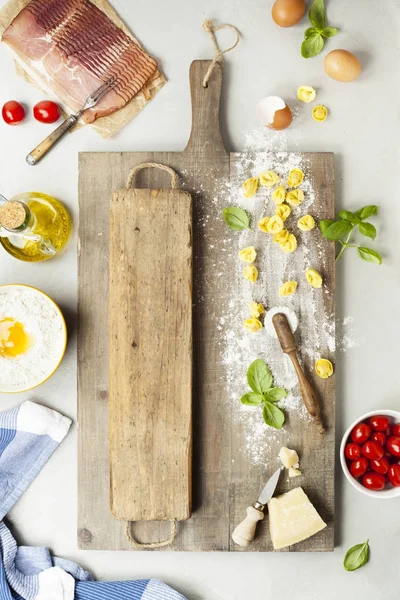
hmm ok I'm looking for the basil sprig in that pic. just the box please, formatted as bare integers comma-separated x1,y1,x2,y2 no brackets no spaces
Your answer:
301,0,339,58
344,540,370,572
222,207,250,231
241,359,287,429
319,205,382,264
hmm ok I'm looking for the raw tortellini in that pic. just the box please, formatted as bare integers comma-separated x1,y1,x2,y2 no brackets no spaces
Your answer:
258,216,271,233
279,281,298,297
259,170,280,188
249,301,265,318
305,268,323,288
298,215,315,231
243,264,259,284
271,185,286,205
243,318,263,333
287,168,304,188
280,234,298,254
266,215,284,234
239,246,257,263
315,358,334,378
273,229,290,244
243,177,259,198
275,204,291,221
286,189,304,207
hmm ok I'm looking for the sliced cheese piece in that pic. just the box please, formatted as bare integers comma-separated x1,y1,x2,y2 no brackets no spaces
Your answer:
288,467,302,478
278,446,299,469
268,487,326,550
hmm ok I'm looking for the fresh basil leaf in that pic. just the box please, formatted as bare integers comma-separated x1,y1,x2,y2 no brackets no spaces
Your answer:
301,32,324,58
357,247,382,265
356,205,378,220
304,26,317,38
321,26,339,37
222,207,249,231
262,402,285,429
241,392,264,406
323,219,353,241
247,359,273,395
319,219,334,234
309,0,326,30
263,388,288,403
338,210,360,225
344,540,370,572
358,222,377,240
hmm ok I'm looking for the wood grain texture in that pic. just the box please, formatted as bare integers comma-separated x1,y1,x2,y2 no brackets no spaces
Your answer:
78,60,335,551
109,187,192,522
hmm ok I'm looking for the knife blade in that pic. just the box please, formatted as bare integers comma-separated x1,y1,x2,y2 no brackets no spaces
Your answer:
231,467,282,548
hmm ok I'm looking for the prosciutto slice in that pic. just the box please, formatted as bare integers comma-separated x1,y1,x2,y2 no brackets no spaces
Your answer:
2,0,159,123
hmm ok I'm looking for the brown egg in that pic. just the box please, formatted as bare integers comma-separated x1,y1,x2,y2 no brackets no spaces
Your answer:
272,0,306,28
270,105,293,130
324,50,362,82
256,96,293,131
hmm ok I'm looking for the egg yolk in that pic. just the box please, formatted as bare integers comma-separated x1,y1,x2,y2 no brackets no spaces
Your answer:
0,318,33,359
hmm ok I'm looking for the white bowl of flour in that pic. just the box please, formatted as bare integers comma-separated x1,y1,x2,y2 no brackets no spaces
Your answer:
0,284,67,393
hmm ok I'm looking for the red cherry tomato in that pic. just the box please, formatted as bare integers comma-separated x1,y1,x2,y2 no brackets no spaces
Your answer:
362,440,384,460
362,472,386,491
388,464,400,487
370,456,390,475
351,422,371,444
2,100,25,125
350,457,369,479
393,424,400,437
33,100,60,124
387,436,400,458
369,415,390,432
386,425,393,437
345,443,361,460
371,431,386,446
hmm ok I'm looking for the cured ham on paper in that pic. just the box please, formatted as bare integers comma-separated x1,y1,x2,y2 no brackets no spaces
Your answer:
2,0,159,123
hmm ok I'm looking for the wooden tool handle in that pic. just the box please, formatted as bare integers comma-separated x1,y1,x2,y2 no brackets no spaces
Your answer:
26,115,77,165
289,352,325,434
232,506,264,547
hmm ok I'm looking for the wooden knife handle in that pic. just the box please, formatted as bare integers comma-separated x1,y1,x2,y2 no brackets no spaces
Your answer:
26,115,77,165
232,506,264,547
289,352,325,434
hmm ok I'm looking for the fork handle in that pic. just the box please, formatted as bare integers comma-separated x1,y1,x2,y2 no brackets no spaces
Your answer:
26,114,78,165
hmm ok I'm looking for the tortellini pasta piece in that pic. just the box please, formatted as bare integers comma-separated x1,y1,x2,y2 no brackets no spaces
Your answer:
266,215,284,234
280,233,298,253
275,204,291,221
243,177,259,198
315,358,334,379
249,301,265,318
297,86,316,103
271,185,286,205
298,215,315,231
259,170,280,188
279,281,298,297
273,229,290,244
239,246,257,263
312,105,328,122
305,267,323,288
243,318,263,333
286,189,305,206
258,216,271,233
287,169,304,188
243,264,259,284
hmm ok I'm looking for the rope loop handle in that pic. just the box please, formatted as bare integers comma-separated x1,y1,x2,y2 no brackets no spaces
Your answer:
126,162,178,190
125,520,177,549
202,19,240,88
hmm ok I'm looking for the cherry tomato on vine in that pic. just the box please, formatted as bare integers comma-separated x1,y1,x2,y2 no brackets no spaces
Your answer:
371,431,386,446
2,100,25,125
369,415,390,432
393,424,400,437
388,464,400,487
350,458,368,479
370,456,390,475
351,423,371,444
345,443,361,460
387,436,400,458
362,440,384,460
33,100,60,124
362,472,386,491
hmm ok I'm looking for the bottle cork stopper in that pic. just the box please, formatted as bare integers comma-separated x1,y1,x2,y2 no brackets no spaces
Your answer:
0,201,27,230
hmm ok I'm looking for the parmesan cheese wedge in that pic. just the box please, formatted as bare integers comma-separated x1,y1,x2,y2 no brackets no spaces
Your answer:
278,446,299,469
268,487,327,550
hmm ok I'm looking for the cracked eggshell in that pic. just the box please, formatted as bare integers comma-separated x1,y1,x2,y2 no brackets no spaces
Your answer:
256,96,293,131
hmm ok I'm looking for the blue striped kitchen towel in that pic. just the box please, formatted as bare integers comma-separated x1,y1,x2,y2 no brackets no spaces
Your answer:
0,401,186,600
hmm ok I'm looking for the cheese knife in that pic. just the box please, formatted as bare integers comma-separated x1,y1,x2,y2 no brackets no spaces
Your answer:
232,467,281,547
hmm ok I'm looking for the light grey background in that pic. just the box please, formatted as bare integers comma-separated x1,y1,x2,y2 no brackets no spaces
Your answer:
0,1,399,598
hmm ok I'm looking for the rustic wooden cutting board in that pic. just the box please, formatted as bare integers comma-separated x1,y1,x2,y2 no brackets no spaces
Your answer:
78,59,335,551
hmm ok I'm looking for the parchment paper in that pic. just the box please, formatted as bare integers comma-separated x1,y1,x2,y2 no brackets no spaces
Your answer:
0,0,166,138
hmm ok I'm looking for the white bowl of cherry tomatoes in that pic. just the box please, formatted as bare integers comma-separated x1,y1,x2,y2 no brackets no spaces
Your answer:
340,410,400,498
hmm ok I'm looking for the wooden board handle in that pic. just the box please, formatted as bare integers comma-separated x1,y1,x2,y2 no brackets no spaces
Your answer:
232,506,264,547
184,60,226,155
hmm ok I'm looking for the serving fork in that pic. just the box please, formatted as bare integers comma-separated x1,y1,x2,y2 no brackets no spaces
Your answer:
26,77,118,166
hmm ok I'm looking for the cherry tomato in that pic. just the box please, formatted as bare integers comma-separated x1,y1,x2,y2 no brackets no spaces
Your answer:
387,436,400,458
345,443,361,460
393,424,400,437
388,464,400,487
2,100,25,125
350,457,369,479
371,431,386,446
386,425,393,437
351,422,371,444
362,440,384,460
370,456,390,475
33,100,60,124
369,415,390,432
362,472,386,491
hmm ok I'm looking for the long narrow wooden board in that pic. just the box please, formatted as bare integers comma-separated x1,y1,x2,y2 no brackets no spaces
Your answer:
78,60,335,551
109,184,192,523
